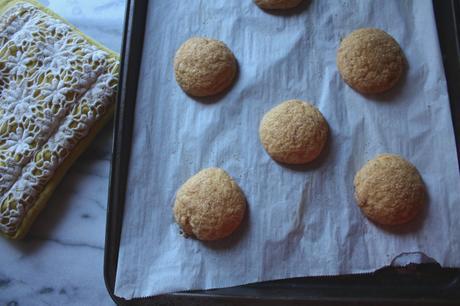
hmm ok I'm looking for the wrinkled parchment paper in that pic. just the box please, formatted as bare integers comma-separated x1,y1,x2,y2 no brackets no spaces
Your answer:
115,0,460,298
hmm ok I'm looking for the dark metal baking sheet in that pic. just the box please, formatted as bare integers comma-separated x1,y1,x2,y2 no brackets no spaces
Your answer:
104,0,460,305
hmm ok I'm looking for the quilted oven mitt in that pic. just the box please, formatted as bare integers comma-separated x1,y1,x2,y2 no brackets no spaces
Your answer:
0,0,119,239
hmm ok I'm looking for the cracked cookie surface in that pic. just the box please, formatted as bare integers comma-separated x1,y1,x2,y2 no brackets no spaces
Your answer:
173,168,246,241
174,37,236,97
337,28,406,94
259,100,328,164
354,154,426,225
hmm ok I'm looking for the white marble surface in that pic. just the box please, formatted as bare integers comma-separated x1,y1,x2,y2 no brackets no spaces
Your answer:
0,1,126,305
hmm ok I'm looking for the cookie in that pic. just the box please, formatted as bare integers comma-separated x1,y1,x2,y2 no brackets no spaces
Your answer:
259,99,329,164
337,28,406,94
173,168,246,241
354,154,426,225
254,0,303,10
174,37,237,97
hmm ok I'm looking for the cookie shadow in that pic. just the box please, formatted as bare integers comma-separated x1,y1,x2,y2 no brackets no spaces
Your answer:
276,128,332,172
259,0,311,16
189,60,240,105
372,186,429,235
202,198,250,251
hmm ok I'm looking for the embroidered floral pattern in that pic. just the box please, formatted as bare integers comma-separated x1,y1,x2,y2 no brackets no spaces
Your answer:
0,3,119,235
40,77,69,104
5,51,33,77
1,126,34,155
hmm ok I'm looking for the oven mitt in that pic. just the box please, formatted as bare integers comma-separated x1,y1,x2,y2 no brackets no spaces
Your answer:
0,0,120,239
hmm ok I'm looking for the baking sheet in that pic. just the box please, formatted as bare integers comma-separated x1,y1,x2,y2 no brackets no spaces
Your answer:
114,0,460,299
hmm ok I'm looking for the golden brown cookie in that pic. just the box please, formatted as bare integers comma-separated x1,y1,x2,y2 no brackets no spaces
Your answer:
354,154,426,225
174,37,237,97
337,28,406,94
254,0,303,10
259,99,329,164
173,168,246,241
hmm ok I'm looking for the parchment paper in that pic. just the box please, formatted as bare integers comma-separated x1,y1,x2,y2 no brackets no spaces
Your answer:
114,0,460,299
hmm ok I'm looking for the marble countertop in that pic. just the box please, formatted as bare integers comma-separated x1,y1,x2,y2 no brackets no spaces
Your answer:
0,1,126,305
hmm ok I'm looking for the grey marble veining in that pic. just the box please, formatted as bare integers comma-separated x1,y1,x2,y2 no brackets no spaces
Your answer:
0,1,126,305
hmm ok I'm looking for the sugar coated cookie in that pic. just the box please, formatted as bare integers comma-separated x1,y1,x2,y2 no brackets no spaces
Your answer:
174,37,237,97
354,154,426,225
259,100,329,164
337,28,406,94
173,168,246,241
